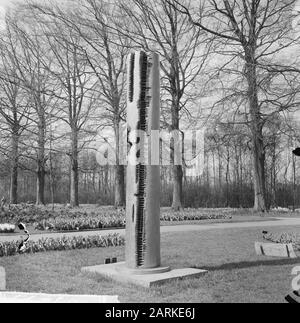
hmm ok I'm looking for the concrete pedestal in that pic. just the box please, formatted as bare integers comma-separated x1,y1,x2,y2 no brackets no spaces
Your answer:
0,292,119,303
82,262,207,288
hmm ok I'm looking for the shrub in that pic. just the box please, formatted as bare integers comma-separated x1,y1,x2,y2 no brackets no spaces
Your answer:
0,234,125,258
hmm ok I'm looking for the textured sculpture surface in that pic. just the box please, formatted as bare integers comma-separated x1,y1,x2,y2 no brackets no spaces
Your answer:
126,51,161,270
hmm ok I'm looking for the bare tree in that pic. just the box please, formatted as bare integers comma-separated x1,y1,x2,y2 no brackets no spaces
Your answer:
0,35,29,204
82,0,128,208
26,0,129,208
120,0,212,210
68,0,128,208
169,0,300,211
37,14,98,207
4,10,55,205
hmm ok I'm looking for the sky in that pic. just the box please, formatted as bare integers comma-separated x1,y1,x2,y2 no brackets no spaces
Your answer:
0,0,12,24
0,0,299,125
0,0,12,10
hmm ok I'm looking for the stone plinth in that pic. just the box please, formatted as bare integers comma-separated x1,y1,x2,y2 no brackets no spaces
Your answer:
82,262,207,288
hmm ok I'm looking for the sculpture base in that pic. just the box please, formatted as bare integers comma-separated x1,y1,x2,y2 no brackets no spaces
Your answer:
82,262,208,288
0,292,119,303
118,265,171,276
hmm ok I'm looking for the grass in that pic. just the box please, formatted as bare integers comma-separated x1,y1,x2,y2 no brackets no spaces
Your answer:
1,224,299,303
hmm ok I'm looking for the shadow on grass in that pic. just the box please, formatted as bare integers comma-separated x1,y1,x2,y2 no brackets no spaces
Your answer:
195,258,300,272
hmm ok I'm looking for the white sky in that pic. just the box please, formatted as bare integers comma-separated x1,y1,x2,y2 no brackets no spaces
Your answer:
0,0,13,23
0,0,299,124
0,0,13,9
0,1,8,29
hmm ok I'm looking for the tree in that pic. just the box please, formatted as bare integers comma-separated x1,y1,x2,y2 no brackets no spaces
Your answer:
0,36,29,204
4,9,55,205
70,0,128,208
120,0,212,210
27,0,128,208
44,28,97,207
169,0,300,211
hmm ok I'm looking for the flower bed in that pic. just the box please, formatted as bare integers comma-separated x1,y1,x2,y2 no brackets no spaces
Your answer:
34,210,228,232
264,232,300,251
161,209,229,222
0,234,125,258
0,204,230,232
34,216,126,231
0,224,16,234
0,204,61,224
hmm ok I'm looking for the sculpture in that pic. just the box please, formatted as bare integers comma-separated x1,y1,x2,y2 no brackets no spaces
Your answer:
125,51,167,272
81,51,207,286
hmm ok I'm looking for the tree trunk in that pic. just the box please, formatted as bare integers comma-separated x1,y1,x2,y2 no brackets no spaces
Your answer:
252,135,266,212
239,145,244,207
171,111,183,211
234,144,241,207
115,165,125,208
172,165,183,211
245,49,267,212
70,130,79,207
270,138,277,209
36,120,46,205
226,146,230,208
36,168,45,205
49,142,55,211
9,131,19,204
114,124,125,208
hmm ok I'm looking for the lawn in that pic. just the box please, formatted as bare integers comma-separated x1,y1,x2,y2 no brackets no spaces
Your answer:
1,224,299,303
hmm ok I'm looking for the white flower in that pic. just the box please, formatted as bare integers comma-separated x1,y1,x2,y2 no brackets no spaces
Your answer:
0,224,15,232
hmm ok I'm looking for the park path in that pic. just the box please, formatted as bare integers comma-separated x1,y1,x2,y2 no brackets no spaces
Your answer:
0,217,300,243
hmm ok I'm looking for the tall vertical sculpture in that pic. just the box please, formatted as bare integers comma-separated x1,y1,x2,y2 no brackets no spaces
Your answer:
126,51,169,273
82,50,207,286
